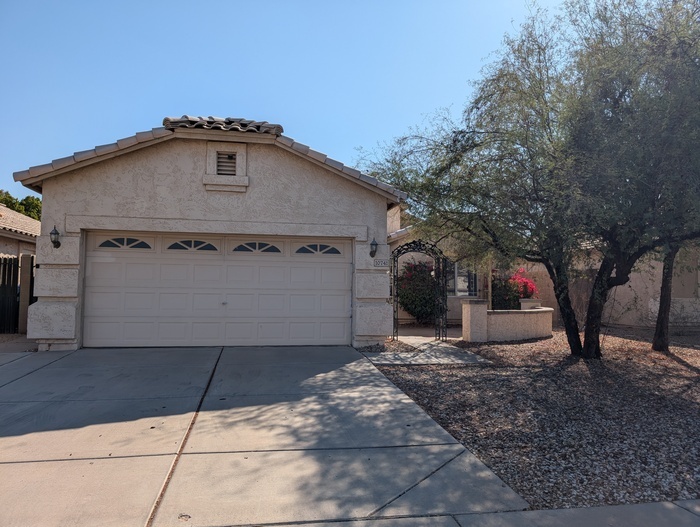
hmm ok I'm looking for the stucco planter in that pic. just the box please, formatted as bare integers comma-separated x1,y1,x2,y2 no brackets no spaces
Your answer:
461,298,553,342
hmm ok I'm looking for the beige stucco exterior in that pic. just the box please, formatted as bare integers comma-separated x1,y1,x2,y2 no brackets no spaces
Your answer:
19,125,401,350
604,248,700,328
460,298,553,342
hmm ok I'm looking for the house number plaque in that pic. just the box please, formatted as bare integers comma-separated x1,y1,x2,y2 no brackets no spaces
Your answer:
373,259,389,267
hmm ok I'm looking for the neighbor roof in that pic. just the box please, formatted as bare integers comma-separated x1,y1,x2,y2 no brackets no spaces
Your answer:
14,116,407,202
0,205,41,238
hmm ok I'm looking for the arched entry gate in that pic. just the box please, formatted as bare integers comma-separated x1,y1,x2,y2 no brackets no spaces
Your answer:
391,240,449,341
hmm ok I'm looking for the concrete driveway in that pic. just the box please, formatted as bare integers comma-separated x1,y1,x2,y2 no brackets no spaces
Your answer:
0,346,527,526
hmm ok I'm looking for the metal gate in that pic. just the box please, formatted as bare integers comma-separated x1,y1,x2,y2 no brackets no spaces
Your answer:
391,240,449,341
0,257,20,333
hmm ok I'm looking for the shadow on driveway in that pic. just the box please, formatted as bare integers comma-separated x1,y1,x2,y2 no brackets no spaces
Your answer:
0,346,527,527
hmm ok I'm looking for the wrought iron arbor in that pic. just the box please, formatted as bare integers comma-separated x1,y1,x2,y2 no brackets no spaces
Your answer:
391,240,449,341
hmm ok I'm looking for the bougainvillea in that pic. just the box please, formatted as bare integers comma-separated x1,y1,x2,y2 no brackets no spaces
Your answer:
491,268,539,310
397,260,438,324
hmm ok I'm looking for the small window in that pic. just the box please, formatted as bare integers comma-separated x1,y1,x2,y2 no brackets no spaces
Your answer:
447,261,478,296
167,240,218,251
295,244,341,255
232,242,282,253
99,237,152,249
217,152,237,176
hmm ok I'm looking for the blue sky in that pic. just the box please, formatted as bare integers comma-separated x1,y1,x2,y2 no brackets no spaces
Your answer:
1,0,562,199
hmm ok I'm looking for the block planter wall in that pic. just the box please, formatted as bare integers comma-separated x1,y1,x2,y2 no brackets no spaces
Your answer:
461,298,553,342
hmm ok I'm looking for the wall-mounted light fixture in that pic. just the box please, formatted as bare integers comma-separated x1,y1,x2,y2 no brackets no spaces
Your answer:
49,226,61,248
369,238,378,257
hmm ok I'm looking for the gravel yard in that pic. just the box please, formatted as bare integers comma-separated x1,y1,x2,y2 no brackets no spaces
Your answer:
377,328,700,510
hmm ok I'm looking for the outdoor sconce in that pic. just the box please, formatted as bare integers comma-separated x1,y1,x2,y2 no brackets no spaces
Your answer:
369,238,378,257
49,226,61,248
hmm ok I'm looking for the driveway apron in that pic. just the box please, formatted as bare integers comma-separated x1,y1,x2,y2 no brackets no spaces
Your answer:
1,346,527,527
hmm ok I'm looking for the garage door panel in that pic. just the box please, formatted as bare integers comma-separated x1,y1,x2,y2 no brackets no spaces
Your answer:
289,322,316,340
226,265,256,284
86,261,124,286
123,322,156,342
160,264,190,282
85,321,121,344
290,266,316,284
157,322,189,342
225,293,255,311
321,267,350,286
258,294,287,313
159,293,190,311
259,266,287,284
84,234,353,347
320,321,348,340
85,291,123,313
192,293,223,311
258,322,286,340
320,294,349,315
192,322,223,343
225,322,255,341
124,292,156,311
125,262,158,282
194,265,225,283
289,294,316,313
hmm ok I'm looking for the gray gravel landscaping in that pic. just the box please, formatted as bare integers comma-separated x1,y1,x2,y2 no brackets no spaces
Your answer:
375,328,700,510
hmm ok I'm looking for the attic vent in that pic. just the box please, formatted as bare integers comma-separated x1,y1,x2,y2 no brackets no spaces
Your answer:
217,152,237,175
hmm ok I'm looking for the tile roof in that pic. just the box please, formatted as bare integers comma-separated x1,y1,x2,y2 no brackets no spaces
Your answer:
163,115,284,135
14,116,407,202
0,205,41,238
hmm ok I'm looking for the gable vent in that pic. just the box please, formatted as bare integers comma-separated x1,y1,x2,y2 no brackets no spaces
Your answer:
216,152,237,175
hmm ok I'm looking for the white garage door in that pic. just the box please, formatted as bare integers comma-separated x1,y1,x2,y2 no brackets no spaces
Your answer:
83,233,353,347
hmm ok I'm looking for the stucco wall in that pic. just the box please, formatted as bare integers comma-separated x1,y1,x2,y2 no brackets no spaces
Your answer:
30,136,394,349
606,249,700,328
461,299,553,342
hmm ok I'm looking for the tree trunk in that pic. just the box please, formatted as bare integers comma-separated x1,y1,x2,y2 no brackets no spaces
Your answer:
582,257,615,359
652,244,680,353
543,260,582,355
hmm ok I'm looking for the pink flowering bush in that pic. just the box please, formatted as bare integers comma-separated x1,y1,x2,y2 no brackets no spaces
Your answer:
397,260,437,324
491,268,539,310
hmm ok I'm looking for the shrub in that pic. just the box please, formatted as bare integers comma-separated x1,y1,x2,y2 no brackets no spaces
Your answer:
397,260,438,324
491,268,539,310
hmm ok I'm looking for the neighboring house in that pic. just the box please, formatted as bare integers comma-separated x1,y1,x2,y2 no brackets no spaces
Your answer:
0,204,40,256
388,207,700,330
14,116,405,351
604,247,700,329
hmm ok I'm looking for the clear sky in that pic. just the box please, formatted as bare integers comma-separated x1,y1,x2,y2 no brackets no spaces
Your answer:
1,0,562,199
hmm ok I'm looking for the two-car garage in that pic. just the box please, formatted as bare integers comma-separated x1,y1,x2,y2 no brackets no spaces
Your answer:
18,116,401,350
83,232,353,347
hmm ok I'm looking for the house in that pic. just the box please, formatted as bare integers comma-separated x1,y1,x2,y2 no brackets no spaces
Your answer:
0,204,40,256
387,210,484,325
389,207,700,331
14,116,405,351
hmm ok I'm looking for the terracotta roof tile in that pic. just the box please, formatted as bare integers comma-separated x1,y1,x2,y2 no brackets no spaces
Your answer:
163,115,284,136
0,205,41,238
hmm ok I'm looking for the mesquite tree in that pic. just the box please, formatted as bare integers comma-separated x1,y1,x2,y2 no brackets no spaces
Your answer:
366,0,700,359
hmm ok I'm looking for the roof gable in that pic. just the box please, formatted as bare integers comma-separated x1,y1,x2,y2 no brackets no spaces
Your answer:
14,116,406,202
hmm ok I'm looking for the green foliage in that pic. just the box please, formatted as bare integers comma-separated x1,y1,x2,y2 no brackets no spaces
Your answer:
365,0,700,358
397,260,437,324
491,269,540,310
0,190,41,220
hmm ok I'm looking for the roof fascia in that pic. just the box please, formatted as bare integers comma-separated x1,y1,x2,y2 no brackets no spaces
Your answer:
274,139,403,204
14,131,176,193
0,229,38,243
